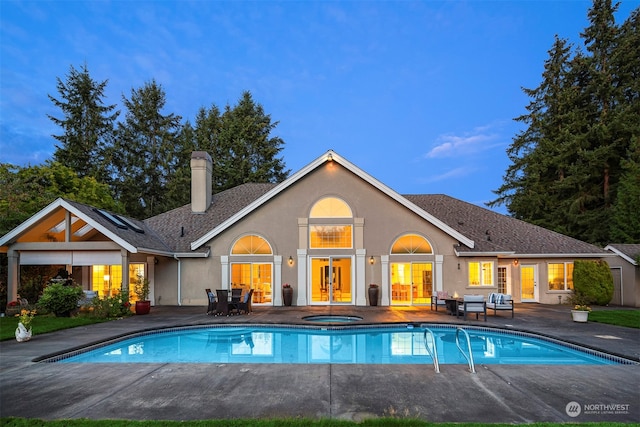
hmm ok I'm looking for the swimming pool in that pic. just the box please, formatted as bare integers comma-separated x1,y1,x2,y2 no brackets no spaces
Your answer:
50,324,632,365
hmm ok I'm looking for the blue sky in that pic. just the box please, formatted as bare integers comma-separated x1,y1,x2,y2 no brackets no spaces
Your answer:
1,1,637,213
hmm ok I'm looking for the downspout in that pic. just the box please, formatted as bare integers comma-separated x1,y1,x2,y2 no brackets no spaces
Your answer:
173,254,182,306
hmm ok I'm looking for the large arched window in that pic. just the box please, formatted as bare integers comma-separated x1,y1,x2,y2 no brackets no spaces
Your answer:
310,197,352,218
391,234,433,254
309,197,353,249
231,235,273,255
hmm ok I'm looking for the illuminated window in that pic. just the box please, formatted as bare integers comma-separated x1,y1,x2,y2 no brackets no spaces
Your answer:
391,234,432,254
310,225,352,248
310,197,352,218
469,261,494,286
92,263,145,300
232,235,273,255
548,262,574,291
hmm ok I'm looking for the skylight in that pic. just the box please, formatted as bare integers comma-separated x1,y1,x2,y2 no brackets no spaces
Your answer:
115,215,145,234
93,209,127,229
73,224,94,237
49,217,78,233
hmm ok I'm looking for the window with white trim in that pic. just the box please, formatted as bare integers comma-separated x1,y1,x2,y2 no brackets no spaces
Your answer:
548,262,574,291
468,261,494,286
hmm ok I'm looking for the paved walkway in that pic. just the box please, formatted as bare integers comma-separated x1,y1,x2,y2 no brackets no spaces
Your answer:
1,304,638,423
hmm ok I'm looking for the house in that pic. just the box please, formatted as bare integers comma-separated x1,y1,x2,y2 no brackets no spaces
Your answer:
2,150,635,308
604,244,640,307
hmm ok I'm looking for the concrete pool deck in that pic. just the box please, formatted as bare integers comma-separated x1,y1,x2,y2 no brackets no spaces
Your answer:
1,303,638,423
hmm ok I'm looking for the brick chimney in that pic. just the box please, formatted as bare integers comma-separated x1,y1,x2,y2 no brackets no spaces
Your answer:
190,151,212,213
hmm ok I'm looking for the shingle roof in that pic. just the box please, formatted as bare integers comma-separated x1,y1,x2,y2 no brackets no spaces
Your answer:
605,244,640,265
144,183,276,252
64,199,173,253
404,194,606,255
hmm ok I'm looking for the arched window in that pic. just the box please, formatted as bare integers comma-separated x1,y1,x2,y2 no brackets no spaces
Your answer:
231,235,273,255
391,234,433,254
310,197,352,218
309,197,353,249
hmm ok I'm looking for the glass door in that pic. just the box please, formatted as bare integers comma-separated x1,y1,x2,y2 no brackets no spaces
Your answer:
390,262,432,305
520,265,538,302
310,257,352,304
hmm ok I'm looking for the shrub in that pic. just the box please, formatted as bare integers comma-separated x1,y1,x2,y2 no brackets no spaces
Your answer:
37,282,84,316
572,260,614,306
91,292,131,318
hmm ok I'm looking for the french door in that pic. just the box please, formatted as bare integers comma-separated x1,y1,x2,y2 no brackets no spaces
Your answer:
310,257,352,304
520,265,539,302
390,262,432,305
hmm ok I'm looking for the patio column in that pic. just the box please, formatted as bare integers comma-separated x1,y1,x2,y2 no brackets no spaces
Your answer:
7,250,19,303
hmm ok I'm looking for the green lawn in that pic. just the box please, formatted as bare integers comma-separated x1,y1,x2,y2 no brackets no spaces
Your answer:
0,314,110,341
0,419,633,427
589,309,640,329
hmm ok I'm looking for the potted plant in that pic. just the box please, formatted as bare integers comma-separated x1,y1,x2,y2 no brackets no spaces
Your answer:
568,289,591,322
282,283,293,306
15,308,36,342
134,273,151,315
571,304,591,322
368,284,379,306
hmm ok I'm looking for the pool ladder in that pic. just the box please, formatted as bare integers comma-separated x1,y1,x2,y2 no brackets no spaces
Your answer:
422,327,440,373
455,327,476,373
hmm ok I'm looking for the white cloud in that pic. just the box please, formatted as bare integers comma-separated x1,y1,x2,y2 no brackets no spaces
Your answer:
425,124,500,158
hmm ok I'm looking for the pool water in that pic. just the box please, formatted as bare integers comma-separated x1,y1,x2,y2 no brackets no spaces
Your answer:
54,325,627,365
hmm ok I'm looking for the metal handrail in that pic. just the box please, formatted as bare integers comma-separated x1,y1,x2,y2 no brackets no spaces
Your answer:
422,327,440,373
455,327,476,373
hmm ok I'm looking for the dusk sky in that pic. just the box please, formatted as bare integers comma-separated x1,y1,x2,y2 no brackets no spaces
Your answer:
2,1,637,213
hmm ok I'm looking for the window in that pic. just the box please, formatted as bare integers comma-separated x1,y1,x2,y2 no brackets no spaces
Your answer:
310,225,352,248
231,235,273,255
310,197,352,218
92,263,145,300
391,234,432,254
548,262,574,291
468,261,494,286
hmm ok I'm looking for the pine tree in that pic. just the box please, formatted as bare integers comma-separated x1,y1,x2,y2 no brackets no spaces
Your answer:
111,80,182,219
48,64,119,182
490,0,639,245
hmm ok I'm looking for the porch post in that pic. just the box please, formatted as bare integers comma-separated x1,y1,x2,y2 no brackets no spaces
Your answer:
7,250,19,303
121,249,130,297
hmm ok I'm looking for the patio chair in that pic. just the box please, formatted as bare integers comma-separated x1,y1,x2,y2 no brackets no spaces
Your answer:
228,288,243,315
457,295,486,321
430,291,449,311
486,293,515,318
215,289,229,316
205,288,217,315
237,289,254,314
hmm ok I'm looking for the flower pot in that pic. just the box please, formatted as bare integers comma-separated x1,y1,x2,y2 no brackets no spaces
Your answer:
368,285,379,306
571,310,589,322
282,287,293,306
135,300,151,315
15,322,32,342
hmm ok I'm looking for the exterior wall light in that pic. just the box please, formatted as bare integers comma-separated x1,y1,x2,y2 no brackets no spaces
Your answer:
369,256,375,265
288,256,294,266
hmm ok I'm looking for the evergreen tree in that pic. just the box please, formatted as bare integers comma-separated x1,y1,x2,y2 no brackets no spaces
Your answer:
490,0,640,245
214,91,289,192
111,80,183,219
610,141,640,242
48,64,119,182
